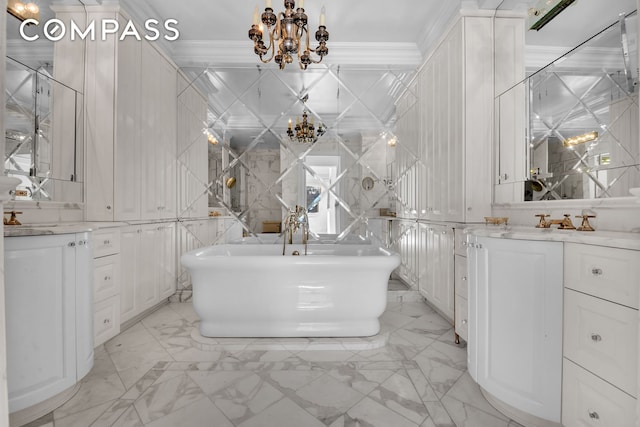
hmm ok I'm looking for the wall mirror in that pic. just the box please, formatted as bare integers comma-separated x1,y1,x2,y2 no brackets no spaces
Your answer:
526,9,638,200
4,0,85,203
497,2,639,201
178,65,415,243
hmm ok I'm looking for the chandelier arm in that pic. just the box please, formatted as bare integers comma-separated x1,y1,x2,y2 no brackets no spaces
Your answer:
257,29,277,63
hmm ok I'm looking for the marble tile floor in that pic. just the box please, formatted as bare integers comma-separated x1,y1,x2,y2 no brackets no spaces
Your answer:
24,291,525,427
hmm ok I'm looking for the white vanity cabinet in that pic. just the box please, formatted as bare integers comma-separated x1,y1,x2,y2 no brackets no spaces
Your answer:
467,235,563,426
4,232,94,415
92,228,121,347
562,243,639,426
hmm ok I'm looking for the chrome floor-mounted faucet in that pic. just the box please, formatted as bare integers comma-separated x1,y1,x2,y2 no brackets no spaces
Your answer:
282,205,309,255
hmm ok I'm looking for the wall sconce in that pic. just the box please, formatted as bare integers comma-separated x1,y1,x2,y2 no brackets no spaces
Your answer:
563,131,598,147
7,0,40,23
225,177,237,189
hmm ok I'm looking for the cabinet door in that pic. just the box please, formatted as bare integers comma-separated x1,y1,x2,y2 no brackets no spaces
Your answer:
5,235,77,412
472,237,563,423
431,226,454,320
158,223,177,300
114,24,141,221
140,43,162,220
84,23,116,221
120,226,140,323
139,224,160,311
157,52,177,219
75,232,94,380
417,224,430,298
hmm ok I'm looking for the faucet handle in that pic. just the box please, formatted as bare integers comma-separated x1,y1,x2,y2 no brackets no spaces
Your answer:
534,214,550,228
576,215,596,232
3,211,23,226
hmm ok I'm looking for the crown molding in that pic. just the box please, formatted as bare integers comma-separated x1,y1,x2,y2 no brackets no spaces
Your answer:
168,40,422,68
526,45,625,72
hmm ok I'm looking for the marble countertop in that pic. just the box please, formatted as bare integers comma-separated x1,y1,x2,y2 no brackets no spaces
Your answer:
3,221,131,237
466,225,640,250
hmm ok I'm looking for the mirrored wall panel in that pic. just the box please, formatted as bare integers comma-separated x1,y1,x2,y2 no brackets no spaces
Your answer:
177,65,416,244
526,11,638,200
4,57,84,202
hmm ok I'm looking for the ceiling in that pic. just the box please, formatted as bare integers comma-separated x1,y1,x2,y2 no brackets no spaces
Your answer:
4,0,638,143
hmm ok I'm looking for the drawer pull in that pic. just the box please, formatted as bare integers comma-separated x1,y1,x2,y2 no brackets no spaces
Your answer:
591,268,603,276
104,276,111,281
588,410,599,420
103,319,110,324
104,239,110,245
591,334,602,342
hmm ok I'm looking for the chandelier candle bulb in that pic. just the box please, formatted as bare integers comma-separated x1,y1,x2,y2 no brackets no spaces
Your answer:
253,6,260,25
299,0,304,8
320,6,326,25
266,0,272,7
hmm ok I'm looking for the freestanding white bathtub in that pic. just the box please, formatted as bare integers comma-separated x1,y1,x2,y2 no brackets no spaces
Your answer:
181,243,401,337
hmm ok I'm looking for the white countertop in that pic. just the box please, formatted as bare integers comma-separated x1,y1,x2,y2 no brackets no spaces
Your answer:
466,225,640,250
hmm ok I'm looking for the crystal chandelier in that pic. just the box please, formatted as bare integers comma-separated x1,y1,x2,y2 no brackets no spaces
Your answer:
287,96,325,143
248,0,329,70
7,0,40,23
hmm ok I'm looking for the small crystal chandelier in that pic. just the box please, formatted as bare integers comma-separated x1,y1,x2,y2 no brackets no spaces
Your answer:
7,0,40,23
248,0,329,70
287,96,325,143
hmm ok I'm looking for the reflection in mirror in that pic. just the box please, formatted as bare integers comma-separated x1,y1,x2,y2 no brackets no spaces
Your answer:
524,11,639,200
179,65,415,244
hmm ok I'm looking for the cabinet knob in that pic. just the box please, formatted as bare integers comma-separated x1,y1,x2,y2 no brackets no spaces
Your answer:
462,276,467,281
462,319,467,325
591,334,602,342
106,205,112,210
68,242,76,247
591,268,603,276
588,411,599,420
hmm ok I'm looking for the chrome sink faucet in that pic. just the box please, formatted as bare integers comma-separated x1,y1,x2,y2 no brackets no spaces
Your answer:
282,205,309,255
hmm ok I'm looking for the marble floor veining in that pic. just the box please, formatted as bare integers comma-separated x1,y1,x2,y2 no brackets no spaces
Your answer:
25,282,524,427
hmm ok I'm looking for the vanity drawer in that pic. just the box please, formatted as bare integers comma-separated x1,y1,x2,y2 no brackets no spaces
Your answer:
562,358,636,427
455,255,468,298
93,229,121,258
564,243,640,309
564,289,638,397
94,295,121,347
454,229,468,256
454,295,468,342
93,255,120,302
